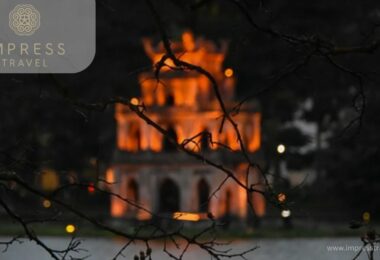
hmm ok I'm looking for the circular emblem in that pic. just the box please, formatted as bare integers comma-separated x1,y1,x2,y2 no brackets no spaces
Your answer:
9,4,40,36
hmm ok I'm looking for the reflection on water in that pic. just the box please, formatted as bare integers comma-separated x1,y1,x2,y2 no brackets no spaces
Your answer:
0,237,372,260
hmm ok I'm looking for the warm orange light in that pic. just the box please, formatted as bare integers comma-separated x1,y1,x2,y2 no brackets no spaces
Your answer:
130,98,139,106
106,169,115,183
65,224,76,234
111,200,125,217
157,85,166,106
226,129,240,150
42,199,51,208
127,123,141,152
137,211,152,221
173,212,202,222
182,31,195,52
278,193,286,203
40,169,59,191
150,130,163,152
143,31,227,76
111,33,265,222
252,192,266,217
224,68,234,78
248,114,262,152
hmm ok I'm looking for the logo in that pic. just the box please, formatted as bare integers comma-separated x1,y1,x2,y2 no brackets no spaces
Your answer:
0,0,95,73
9,4,40,36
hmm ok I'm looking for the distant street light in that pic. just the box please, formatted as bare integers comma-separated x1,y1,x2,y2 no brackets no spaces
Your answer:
281,209,291,218
65,224,76,234
224,68,234,78
277,144,286,154
130,97,139,106
277,193,286,203
42,199,51,208
363,211,371,224
281,209,292,229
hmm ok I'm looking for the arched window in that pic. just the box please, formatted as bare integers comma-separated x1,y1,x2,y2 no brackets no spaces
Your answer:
200,130,211,152
159,178,180,213
127,179,139,213
166,94,175,106
163,126,178,152
225,189,232,215
197,178,210,212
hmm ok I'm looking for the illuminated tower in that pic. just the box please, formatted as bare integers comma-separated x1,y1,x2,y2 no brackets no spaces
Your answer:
106,32,265,222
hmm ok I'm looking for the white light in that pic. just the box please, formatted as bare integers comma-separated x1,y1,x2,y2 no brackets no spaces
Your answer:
281,209,291,218
277,144,286,154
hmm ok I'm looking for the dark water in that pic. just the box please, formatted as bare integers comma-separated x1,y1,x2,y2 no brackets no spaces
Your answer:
0,237,375,259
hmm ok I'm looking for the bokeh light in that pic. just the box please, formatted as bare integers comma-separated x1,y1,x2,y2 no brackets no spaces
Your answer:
87,183,95,194
363,211,370,223
130,98,139,106
42,199,51,208
278,193,286,203
65,224,76,234
224,68,234,78
277,144,286,154
281,209,291,218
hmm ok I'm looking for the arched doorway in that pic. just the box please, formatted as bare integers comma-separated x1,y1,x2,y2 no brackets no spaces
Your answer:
159,178,180,213
166,94,175,106
198,178,210,212
220,189,233,227
127,179,139,213
225,190,232,215
200,130,211,152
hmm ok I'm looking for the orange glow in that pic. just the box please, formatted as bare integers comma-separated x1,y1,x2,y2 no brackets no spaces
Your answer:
157,85,166,106
140,126,150,151
143,31,228,77
40,169,59,191
116,121,129,150
128,122,141,152
237,186,248,218
111,199,125,217
226,128,240,151
42,199,51,208
224,68,234,78
248,114,262,152
173,212,205,221
106,169,115,183
182,31,195,52
150,129,163,152
175,126,185,146
137,211,152,221
130,98,139,106
168,78,199,106
253,190,266,217
109,32,264,220
141,80,155,106
278,193,286,203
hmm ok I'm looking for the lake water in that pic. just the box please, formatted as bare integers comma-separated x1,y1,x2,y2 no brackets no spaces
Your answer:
0,237,375,259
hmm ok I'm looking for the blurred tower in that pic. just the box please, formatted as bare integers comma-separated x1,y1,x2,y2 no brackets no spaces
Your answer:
107,32,265,223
